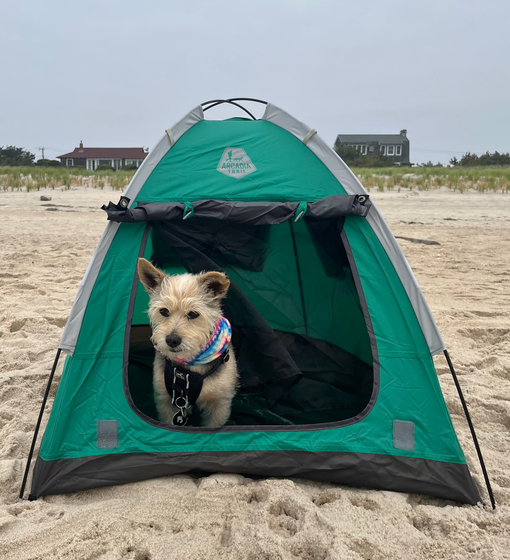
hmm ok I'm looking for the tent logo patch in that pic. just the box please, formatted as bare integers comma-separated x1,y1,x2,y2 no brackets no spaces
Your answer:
217,147,256,179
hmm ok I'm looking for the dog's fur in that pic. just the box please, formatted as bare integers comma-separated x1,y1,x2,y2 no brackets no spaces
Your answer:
137,258,239,427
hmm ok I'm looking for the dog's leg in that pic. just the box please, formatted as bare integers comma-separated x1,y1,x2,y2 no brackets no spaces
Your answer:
199,398,233,428
154,391,178,425
152,357,178,424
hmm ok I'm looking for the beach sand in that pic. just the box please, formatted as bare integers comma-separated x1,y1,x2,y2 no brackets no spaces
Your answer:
0,186,509,559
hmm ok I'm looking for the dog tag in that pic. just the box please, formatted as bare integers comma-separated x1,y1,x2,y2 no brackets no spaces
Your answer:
172,409,188,426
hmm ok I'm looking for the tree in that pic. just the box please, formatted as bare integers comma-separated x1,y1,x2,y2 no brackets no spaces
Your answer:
458,151,510,166
449,157,459,166
477,151,510,166
0,146,36,166
459,152,479,166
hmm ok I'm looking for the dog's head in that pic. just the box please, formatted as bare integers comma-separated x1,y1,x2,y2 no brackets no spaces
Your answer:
137,258,230,361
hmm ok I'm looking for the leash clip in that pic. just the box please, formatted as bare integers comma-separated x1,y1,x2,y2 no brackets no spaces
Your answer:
172,369,190,426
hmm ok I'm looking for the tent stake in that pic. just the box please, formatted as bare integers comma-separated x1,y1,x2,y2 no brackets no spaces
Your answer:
444,349,496,510
18,348,62,502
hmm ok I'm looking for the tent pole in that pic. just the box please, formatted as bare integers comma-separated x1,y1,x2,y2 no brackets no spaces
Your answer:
18,348,62,502
444,349,496,510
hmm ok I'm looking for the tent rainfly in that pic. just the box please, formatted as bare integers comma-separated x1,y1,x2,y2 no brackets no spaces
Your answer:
20,99,494,508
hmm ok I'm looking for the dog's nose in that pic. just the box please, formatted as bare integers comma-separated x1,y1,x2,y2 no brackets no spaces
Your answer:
165,334,182,348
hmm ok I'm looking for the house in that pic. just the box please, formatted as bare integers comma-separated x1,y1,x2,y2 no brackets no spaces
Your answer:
333,130,410,165
57,142,148,170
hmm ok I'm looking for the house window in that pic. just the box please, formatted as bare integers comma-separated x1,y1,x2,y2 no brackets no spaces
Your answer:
380,145,386,155
369,146,375,153
396,145,402,156
99,159,113,167
387,145,395,156
66,158,74,167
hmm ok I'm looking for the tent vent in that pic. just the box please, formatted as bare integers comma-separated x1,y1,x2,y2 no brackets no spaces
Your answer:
165,128,175,147
393,420,415,451
97,420,119,449
302,128,317,145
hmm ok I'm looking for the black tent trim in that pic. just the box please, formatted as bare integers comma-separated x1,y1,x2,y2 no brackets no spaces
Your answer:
102,194,371,225
30,450,481,504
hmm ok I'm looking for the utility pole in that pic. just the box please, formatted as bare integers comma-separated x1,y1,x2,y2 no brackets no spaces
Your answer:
38,147,45,160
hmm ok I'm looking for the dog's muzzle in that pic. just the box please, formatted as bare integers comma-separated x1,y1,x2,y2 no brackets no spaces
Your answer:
166,333,182,349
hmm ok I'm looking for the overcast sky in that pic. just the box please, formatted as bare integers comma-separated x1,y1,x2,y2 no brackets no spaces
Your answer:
2,0,509,165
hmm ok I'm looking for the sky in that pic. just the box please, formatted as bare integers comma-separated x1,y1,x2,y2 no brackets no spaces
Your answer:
1,0,509,165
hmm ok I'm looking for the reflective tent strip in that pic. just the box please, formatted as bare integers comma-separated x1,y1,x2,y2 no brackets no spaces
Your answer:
59,106,205,355
262,103,445,356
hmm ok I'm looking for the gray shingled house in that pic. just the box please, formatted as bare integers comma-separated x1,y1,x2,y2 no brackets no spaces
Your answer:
333,130,410,165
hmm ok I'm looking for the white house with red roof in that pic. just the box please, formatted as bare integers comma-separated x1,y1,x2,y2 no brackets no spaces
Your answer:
58,142,148,170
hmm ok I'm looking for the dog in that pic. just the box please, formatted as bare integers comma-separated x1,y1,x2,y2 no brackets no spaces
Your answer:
137,258,239,428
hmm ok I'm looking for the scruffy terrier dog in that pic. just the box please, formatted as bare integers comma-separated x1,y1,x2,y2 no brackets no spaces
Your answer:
137,258,238,428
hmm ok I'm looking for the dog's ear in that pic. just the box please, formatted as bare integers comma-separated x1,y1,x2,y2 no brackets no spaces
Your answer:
137,258,166,293
198,271,230,300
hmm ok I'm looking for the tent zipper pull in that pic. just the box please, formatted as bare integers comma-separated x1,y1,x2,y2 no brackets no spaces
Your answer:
183,202,194,220
294,201,307,222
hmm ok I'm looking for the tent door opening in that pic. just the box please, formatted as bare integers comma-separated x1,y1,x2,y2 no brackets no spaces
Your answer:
125,215,375,428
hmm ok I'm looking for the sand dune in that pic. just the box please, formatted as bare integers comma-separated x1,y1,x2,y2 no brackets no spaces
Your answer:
0,186,508,559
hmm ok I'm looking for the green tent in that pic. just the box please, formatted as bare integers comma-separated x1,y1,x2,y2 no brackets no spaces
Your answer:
25,99,489,505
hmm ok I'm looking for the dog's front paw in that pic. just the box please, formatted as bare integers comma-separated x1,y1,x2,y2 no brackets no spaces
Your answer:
200,399,232,428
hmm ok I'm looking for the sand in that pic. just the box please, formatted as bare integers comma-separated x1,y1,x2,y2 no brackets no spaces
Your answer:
0,186,509,559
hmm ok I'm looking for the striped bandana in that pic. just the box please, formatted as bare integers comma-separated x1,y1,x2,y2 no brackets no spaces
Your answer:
172,316,231,366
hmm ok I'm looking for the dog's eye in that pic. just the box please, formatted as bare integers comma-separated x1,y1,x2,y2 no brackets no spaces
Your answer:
187,311,200,320
159,308,170,317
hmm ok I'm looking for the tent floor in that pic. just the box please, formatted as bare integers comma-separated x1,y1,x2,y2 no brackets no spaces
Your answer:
128,327,374,427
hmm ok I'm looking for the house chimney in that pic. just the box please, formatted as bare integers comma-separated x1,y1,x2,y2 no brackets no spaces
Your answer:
79,141,83,148
400,129,407,138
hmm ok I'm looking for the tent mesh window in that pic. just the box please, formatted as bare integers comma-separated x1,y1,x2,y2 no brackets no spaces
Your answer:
127,216,374,426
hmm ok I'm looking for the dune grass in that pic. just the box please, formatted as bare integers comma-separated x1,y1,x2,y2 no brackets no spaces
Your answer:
1,165,510,194
352,166,510,193
0,166,135,193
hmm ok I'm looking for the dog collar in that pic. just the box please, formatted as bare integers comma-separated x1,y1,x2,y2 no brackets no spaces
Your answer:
155,316,231,367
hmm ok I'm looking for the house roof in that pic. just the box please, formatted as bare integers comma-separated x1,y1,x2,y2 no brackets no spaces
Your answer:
57,147,148,159
335,134,407,145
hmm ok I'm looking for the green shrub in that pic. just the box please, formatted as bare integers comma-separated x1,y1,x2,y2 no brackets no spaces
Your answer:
334,145,395,168
35,159,62,167
95,164,115,172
